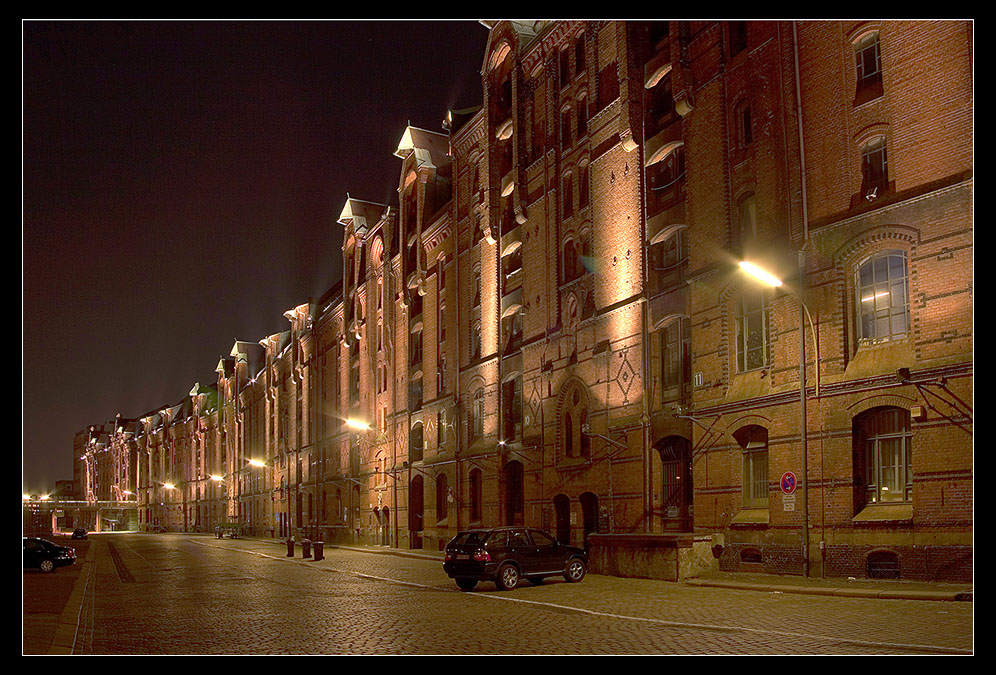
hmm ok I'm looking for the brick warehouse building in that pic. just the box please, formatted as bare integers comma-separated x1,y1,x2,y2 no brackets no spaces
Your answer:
73,20,973,582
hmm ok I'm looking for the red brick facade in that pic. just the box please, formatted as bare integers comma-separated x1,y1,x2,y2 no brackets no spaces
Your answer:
76,21,972,582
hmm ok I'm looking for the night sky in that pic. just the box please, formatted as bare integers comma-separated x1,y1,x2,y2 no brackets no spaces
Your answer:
22,20,487,493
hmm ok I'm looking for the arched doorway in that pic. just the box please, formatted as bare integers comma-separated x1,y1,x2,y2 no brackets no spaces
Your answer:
554,494,571,545
656,436,693,531
503,461,524,525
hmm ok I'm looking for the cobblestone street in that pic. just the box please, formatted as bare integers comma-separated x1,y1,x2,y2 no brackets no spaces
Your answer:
34,535,972,655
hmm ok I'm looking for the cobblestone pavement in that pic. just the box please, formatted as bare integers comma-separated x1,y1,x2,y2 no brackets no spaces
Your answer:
71,535,973,655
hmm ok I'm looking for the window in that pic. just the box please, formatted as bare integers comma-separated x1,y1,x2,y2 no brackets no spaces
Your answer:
855,407,912,504
734,98,752,150
502,311,523,355
559,48,570,89
736,290,769,372
410,328,423,366
651,227,686,271
854,32,882,92
736,426,768,509
563,239,585,283
471,388,485,440
856,250,909,343
575,33,586,74
661,317,690,391
577,96,588,138
861,136,888,197
729,21,748,58
472,266,481,308
502,375,523,441
597,62,619,111
562,173,573,218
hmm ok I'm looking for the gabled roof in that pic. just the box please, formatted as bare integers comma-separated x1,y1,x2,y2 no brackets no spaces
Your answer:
338,198,388,234
393,125,450,170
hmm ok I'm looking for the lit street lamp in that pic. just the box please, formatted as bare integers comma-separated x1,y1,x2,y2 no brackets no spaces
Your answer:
740,256,817,577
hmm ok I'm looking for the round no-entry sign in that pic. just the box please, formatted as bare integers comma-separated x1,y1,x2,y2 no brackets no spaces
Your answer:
780,472,797,494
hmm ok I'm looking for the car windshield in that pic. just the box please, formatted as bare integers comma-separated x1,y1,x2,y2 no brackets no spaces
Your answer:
450,531,491,547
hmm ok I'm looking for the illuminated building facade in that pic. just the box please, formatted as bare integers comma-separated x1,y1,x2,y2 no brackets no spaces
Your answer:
74,20,972,581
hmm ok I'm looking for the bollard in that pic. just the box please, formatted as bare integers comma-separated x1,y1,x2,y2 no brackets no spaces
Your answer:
286,537,295,557
302,538,312,559
313,541,324,561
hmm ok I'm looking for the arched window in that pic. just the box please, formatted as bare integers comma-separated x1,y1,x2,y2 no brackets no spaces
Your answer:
860,136,889,197
856,249,909,343
736,289,769,372
855,407,912,505
470,387,485,441
735,425,769,509
854,31,883,100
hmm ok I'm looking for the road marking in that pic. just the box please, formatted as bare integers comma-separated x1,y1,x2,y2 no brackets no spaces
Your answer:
190,539,972,655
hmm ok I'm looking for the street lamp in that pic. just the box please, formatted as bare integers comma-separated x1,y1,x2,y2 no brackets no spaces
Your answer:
344,417,371,431
739,256,817,577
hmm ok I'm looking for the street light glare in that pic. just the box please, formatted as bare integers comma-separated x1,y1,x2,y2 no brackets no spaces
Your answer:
739,261,783,288
163,483,176,490
345,418,371,431
248,459,266,468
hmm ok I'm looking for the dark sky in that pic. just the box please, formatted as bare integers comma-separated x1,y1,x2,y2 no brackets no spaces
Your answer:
22,20,487,493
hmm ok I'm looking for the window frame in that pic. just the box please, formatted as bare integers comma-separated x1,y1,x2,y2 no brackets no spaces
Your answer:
855,249,910,345
735,288,770,373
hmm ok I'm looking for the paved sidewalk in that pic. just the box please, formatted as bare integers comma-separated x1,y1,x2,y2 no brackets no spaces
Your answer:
154,533,978,603
321,541,973,602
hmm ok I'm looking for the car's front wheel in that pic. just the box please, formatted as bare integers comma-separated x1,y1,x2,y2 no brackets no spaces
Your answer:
496,563,520,591
39,559,56,573
564,557,586,583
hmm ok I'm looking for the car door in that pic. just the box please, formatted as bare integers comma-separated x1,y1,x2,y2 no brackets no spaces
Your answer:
23,539,40,568
528,529,564,574
506,529,539,574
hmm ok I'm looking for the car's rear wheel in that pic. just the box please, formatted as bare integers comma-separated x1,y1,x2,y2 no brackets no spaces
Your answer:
564,557,586,583
496,563,519,591
39,559,55,573
455,578,478,591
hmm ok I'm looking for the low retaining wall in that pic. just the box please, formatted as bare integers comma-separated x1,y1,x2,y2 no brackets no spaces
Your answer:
587,533,719,581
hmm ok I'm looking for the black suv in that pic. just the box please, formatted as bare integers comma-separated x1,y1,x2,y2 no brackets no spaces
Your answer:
23,537,77,573
443,527,587,591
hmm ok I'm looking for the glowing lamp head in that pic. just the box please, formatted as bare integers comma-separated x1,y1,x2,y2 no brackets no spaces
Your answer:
739,261,783,288
163,483,176,490
345,418,371,431
248,459,266,468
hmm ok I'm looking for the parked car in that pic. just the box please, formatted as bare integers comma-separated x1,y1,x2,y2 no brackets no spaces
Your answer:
71,528,88,540
23,537,77,573
443,527,587,591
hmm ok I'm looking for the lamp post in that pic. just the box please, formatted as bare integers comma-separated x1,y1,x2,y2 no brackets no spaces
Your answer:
739,255,817,577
